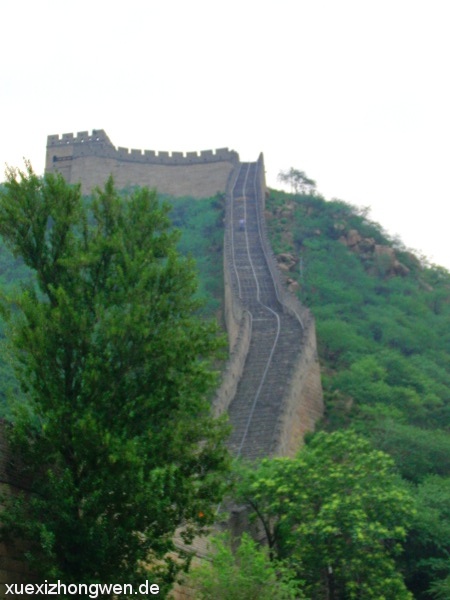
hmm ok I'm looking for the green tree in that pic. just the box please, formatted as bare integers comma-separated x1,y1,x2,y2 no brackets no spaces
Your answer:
367,421,450,483
188,533,301,600
277,168,316,195
403,476,450,599
235,431,414,599
0,165,229,595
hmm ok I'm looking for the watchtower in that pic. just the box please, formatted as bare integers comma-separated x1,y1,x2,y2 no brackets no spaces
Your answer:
45,130,239,197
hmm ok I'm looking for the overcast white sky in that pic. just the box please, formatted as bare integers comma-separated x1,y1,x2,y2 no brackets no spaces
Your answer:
2,0,449,269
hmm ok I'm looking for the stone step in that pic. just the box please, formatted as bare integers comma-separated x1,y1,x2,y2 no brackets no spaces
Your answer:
225,162,305,460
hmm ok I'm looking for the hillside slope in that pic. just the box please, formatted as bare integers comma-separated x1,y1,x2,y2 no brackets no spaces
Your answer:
265,188,450,598
2,182,450,597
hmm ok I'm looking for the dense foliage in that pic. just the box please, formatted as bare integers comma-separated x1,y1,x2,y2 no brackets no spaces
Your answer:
0,187,225,417
234,431,414,599
265,187,450,598
168,192,225,316
0,167,229,595
189,533,301,599
2,165,450,597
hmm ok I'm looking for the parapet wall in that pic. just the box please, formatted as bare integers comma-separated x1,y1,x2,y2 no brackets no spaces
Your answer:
46,130,239,197
251,155,323,456
213,164,251,418
215,153,323,454
275,322,323,456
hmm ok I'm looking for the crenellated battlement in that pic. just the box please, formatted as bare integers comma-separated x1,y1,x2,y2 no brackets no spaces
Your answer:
47,129,114,147
45,129,239,198
47,130,239,167
46,130,239,196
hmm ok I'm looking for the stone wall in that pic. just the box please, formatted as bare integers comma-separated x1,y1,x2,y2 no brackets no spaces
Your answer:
46,130,239,197
250,154,323,456
274,321,324,456
212,164,251,417
213,148,323,457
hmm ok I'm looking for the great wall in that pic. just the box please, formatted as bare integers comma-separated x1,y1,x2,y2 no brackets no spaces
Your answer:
0,130,323,592
45,129,239,198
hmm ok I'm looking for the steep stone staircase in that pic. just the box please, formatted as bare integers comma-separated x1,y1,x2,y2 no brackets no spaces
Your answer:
225,161,307,460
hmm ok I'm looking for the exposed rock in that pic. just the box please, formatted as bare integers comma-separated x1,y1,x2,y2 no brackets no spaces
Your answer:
358,237,376,252
339,230,411,278
392,261,410,276
374,245,410,276
339,229,366,249
374,244,395,259
277,252,297,273
347,229,362,247
287,278,300,293
278,262,291,272
278,252,296,263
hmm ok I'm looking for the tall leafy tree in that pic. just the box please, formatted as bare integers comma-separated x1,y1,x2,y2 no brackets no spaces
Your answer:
0,164,229,594
235,431,414,599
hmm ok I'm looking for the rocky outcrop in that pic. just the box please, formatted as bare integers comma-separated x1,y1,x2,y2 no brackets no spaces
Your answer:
374,245,410,276
276,252,297,272
339,229,410,277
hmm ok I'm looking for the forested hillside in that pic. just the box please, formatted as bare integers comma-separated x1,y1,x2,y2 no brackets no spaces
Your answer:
1,180,450,597
265,188,450,598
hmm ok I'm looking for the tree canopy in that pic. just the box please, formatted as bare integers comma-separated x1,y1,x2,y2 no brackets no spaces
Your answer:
235,431,414,599
265,185,450,597
277,168,316,195
0,165,229,594
188,533,301,600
